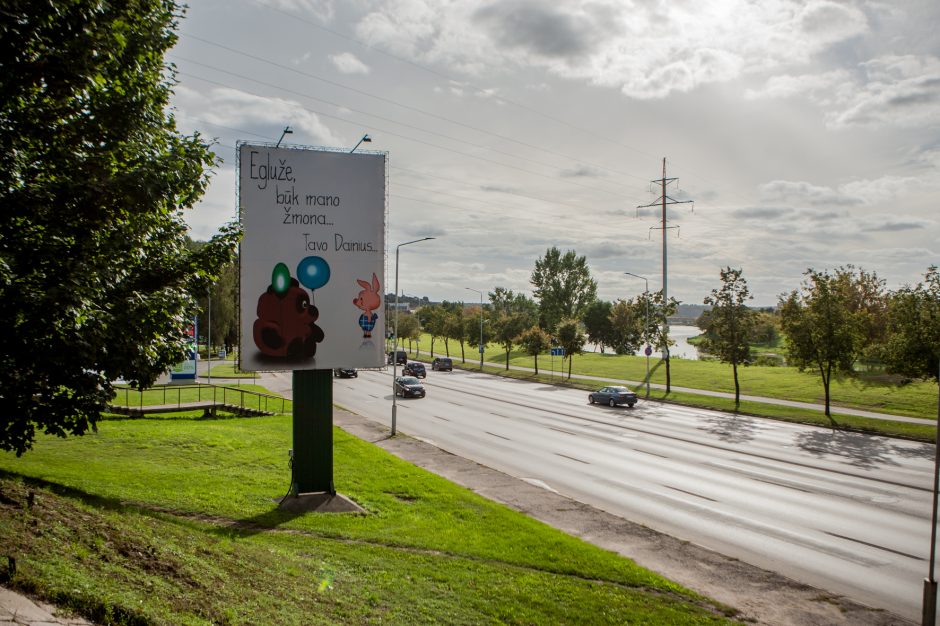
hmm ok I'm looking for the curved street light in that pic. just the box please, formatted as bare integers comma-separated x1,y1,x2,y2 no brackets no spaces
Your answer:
351,133,372,153
391,237,434,435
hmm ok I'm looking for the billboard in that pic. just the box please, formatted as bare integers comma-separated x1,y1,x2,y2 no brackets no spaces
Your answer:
238,143,386,371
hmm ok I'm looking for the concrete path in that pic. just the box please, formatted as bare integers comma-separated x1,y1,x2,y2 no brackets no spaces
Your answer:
0,586,94,626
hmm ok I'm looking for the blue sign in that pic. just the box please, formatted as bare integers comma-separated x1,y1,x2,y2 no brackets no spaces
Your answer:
550,347,565,356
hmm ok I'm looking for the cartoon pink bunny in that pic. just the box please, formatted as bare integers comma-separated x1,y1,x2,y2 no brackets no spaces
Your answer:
353,273,381,338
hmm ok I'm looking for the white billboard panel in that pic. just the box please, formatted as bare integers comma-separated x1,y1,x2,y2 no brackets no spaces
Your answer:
238,144,386,371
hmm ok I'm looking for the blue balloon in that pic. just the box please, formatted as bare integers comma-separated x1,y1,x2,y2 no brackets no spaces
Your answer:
297,256,330,290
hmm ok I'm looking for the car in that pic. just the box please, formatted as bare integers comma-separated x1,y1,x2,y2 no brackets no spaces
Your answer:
588,386,638,408
333,368,357,378
387,350,408,365
431,357,453,371
403,362,426,378
395,376,426,398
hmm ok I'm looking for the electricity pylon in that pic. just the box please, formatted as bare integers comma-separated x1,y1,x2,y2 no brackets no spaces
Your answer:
636,157,693,393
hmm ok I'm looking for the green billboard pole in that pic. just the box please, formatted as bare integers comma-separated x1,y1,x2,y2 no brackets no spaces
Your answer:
292,369,333,494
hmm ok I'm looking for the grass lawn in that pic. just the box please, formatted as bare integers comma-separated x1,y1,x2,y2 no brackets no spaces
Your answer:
0,409,738,625
401,334,938,423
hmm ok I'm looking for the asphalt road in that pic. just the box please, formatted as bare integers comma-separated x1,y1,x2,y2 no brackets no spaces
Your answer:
331,366,936,623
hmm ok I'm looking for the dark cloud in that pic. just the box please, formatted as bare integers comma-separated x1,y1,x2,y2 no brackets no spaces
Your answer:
473,1,618,59
405,225,447,237
860,219,929,232
559,165,603,178
479,184,519,194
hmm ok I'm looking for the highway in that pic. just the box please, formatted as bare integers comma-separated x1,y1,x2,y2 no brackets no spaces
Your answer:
331,365,936,622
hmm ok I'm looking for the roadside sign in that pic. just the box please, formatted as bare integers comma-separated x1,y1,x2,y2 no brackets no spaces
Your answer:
551,347,565,356
479,344,485,354
644,345,652,356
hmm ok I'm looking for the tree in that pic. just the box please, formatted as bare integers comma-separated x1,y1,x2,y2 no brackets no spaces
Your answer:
582,300,614,352
648,291,679,392
491,312,530,370
419,304,447,356
750,311,780,346
518,325,551,375
396,313,422,354
881,266,940,383
0,1,239,455
778,267,883,422
555,318,586,379
530,247,597,331
195,255,237,354
700,267,756,407
607,299,644,355
443,302,466,363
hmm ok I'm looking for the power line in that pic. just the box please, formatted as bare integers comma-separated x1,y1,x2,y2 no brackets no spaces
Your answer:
177,33,651,185
177,69,637,201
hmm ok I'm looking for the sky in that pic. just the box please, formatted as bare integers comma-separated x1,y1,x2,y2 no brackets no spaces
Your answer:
171,0,940,307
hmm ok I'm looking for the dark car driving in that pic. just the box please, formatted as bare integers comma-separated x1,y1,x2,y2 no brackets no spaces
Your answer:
588,386,638,408
333,368,357,378
403,362,426,378
431,357,453,371
387,350,407,365
395,376,426,398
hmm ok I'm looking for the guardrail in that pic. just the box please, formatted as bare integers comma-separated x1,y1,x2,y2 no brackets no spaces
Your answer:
110,384,287,417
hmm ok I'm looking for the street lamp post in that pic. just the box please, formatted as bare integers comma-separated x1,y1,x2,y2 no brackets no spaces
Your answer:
465,287,484,369
391,237,434,435
625,272,650,399
275,125,292,148
350,133,372,153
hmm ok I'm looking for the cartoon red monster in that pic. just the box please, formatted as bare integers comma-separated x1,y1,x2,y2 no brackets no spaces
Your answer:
253,269,324,358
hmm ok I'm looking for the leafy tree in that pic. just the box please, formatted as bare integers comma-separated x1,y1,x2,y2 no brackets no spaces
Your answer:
518,325,551,374
750,311,780,346
530,247,597,331
419,304,447,356
555,318,586,379
396,313,422,354
0,0,239,455
582,300,614,352
700,267,756,407
881,266,940,384
463,305,488,365
488,287,538,321
647,291,679,392
779,267,883,422
491,312,530,370
608,299,644,355
195,256,237,354
443,302,466,362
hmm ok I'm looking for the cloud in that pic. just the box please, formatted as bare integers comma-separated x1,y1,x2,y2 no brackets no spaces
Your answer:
759,180,862,206
472,0,620,59
175,86,342,147
559,165,603,178
758,174,925,207
253,0,335,22
857,217,932,232
329,52,370,74
747,54,940,128
732,207,795,220
355,0,868,99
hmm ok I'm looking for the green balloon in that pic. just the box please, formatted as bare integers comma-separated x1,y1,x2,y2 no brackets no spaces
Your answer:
272,262,290,294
